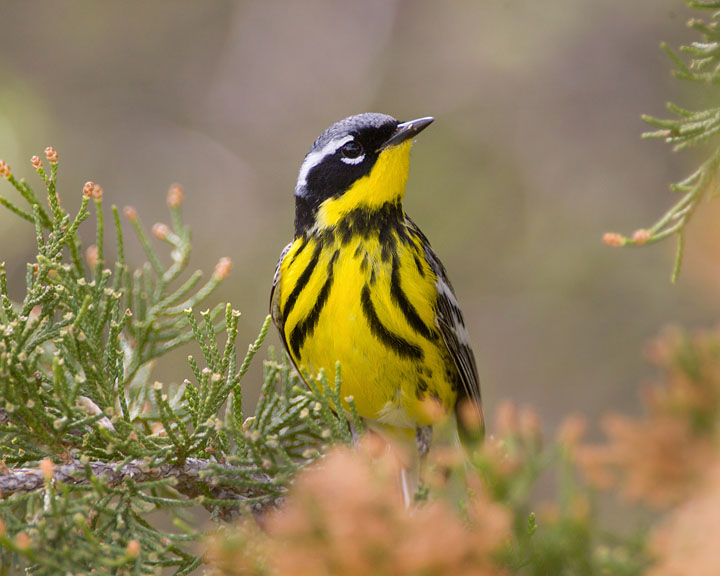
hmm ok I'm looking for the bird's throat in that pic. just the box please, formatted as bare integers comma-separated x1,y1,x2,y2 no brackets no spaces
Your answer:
315,141,412,231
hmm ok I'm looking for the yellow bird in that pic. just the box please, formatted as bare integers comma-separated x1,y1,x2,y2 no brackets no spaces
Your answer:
270,113,483,463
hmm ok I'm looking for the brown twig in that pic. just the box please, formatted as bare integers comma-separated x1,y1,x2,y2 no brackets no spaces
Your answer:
0,458,280,521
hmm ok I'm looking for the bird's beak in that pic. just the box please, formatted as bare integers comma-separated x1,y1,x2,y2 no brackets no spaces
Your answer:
379,116,434,150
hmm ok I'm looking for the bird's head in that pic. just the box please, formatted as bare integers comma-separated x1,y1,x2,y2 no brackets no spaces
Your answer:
293,113,434,236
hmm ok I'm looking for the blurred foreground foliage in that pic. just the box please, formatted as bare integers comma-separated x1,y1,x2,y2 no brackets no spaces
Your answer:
208,323,720,576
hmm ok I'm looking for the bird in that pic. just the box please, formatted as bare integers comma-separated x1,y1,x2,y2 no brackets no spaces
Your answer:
270,113,483,481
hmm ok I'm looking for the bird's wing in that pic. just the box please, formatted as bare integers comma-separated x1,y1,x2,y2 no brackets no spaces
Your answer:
434,268,483,412
269,241,299,371
409,220,484,434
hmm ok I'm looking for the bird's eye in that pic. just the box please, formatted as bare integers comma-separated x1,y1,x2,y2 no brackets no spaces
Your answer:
340,141,363,159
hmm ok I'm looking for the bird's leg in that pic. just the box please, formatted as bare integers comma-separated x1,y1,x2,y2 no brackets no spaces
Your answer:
415,425,433,499
415,425,433,458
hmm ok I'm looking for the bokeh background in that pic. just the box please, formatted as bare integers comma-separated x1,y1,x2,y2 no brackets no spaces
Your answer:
2,0,719,434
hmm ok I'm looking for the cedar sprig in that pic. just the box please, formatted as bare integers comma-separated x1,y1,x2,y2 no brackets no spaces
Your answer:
603,0,720,281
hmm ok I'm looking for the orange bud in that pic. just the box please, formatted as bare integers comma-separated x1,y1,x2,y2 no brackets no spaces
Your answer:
15,532,31,550
214,257,232,280
631,228,651,245
557,413,587,448
519,406,542,444
123,206,138,222
39,457,54,480
152,223,170,240
167,183,184,208
85,245,99,269
30,156,42,170
82,181,95,197
418,395,446,424
457,397,484,433
92,184,103,200
126,540,141,558
495,400,518,436
0,160,11,178
602,232,625,247
44,147,58,164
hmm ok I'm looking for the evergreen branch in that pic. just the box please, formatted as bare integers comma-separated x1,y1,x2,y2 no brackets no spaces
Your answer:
0,458,269,509
0,194,34,222
124,209,165,278
0,150,354,574
6,171,52,227
603,1,720,281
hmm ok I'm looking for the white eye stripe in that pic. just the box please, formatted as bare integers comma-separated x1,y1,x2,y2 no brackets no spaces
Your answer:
340,154,365,165
296,135,354,191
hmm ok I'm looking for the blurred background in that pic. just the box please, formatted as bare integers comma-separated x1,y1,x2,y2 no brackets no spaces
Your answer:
1,0,719,435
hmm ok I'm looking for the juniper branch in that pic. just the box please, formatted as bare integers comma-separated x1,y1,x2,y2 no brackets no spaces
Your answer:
0,149,352,575
604,0,720,281
0,458,274,518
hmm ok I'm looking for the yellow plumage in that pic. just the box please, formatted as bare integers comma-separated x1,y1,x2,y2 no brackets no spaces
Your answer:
271,113,482,448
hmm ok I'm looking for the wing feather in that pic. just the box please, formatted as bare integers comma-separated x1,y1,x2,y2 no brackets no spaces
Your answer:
408,219,484,435
270,241,299,370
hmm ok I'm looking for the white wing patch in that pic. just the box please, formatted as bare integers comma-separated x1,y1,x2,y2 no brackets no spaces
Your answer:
436,278,471,346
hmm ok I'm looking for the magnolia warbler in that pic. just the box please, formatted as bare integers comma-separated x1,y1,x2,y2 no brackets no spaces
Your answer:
270,113,483,457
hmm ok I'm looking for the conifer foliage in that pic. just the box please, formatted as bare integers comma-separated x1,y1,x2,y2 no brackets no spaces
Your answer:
604,0,720,281
0,151,357,575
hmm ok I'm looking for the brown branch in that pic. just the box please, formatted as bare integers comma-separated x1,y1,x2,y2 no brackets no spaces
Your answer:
0,458,281,521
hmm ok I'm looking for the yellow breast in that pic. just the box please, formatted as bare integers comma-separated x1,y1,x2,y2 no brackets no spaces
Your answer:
274,227,459,429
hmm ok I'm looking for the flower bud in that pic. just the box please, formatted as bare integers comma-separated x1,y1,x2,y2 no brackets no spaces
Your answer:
214,257,232,280
152,223,170,240
631,228,651,245
167,183,184,208
126,540,141,558
602,232,625,247
85,245,99,269
82,181,95,198
557,413,587,448
0,160,11,178
15,532,31,550
457,397,484,433
44,147,58,164
39,457,54,481
30,156,42,170
123,206,138,222
495,400,518,436
519,406,542,445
